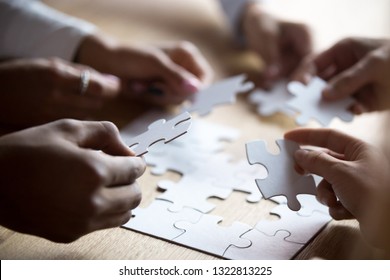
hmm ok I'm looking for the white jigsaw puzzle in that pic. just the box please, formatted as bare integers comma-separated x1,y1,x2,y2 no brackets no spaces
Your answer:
122,200,203,240
123,111,192,156
245,139,317,211
255,204,331,244
287,76,354,126
224,229,303,260
249,80,295,117
184,74,254,116
174,214,252,257
157,176,232,213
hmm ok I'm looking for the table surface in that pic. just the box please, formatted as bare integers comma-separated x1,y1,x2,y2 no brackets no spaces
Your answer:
1,0,390,260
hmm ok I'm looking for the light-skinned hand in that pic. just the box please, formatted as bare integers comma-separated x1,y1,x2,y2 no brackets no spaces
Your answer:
285,128,390,250
292,37,390,114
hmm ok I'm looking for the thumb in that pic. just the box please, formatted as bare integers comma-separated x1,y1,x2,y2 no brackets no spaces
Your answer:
293,149,342,184
322,55,374,101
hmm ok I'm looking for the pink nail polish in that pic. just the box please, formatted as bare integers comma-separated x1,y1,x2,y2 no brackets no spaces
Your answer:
182,77,200,94
104,74,120,83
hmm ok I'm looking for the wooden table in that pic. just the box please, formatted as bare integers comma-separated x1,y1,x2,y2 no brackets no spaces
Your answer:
1,0,390,260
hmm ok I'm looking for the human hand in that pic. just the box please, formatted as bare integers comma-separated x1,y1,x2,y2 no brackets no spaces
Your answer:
0,58,120,127
292,37,390,114
76,34,213,105
241,3,312,86
285,128,390,250
0,119,145,243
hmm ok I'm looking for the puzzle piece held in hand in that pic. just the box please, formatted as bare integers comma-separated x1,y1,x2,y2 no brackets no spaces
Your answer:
287,77,354,126
245,139,317,211
125,111,192,156
184,74,254,116
174,214,252,257
249,80,295,117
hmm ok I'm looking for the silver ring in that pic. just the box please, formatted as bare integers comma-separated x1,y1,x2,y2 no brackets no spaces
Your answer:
79,70,90,95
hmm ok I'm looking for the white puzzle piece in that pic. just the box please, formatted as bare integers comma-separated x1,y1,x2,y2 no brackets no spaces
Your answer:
249,80,295,117
287,77,354,126
183,74,254,116
224,229,303,260
245,139,317,211
156,176,232,213
122,200,203,240
255,204,331,244
174,214,252,257
124,111,192,156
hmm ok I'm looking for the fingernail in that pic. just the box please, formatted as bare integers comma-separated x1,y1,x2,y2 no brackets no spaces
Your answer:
294,149,308,162
182,77,200,94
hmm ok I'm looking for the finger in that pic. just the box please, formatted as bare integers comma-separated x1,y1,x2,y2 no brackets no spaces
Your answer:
284,128,361,157
95,153,146,186
322,56,374,101
292,148,342,183
153,53,202,96
329,202,355,220
290,54,317,84
165,42,214,84
56,60,121,98
316,179,338,207
93,211,133,231
99,182,142,214
58,120,135,156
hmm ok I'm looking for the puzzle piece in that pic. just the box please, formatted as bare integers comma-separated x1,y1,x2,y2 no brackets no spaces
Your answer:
224,229,303,260
174,214,252,257
249,80,295,117
184,74,254,116
255,204,331,244
124,112,192,156
246,139,317,211
156,176,232,213
122,200,203,240
287,77,354,126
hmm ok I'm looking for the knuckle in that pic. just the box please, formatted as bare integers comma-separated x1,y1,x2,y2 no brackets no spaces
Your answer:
54,119,82,134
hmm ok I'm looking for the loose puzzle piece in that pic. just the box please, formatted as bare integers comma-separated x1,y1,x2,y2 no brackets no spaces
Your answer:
122,200,203,240
287,76,354,126
124,111,192,156
255,204,331,244
248,80,295,117
246,139,317,211
174,214,252,257
156,176,232,213
183,74,254,116
224,229,303,260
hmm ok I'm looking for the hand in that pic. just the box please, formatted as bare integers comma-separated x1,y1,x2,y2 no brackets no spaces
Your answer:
0,119,145,243
285,128,390,250
75,34,213,105
0,58,120,127
292,37,390,114
241,3,312,85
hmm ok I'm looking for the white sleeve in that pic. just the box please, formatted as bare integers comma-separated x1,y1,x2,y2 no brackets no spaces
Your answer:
218,0,262,44
0,0,97,61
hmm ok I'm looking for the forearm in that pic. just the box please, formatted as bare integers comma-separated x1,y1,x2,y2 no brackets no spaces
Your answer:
0,0,97,61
